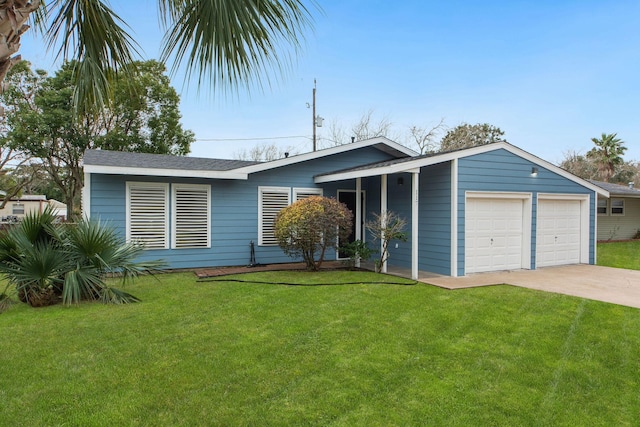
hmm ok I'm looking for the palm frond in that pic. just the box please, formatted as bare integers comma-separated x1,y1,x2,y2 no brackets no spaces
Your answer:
28,0,48,35
99,286,141,304
1,241,68,292
0,297,12,313
159,0,316,92
62,266,104,305
45,0,141,114
65,218,120,268
16,206,57,244
0,228,20,264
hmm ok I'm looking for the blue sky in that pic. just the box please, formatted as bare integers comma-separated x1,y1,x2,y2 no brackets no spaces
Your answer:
20,1,640,163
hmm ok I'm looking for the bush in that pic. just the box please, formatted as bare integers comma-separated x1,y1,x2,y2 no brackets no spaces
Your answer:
0,208,165,307
275,196,352,271
339,240,376,269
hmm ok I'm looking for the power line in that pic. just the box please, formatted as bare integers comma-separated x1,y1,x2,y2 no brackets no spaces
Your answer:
196,135,310,142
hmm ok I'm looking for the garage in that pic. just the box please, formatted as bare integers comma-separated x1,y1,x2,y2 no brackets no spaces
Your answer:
536,195,589,268
465,194,531,274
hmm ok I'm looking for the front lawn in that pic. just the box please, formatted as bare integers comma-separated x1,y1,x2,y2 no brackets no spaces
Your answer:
1,271,640,425
597,240,640,270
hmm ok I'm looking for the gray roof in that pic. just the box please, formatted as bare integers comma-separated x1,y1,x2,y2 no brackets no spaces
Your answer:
314,151,448,178
588,180,640,197
83,149,260,171
314,145,485,178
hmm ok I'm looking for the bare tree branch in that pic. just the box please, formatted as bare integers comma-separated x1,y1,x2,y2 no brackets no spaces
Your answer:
408,118,446,155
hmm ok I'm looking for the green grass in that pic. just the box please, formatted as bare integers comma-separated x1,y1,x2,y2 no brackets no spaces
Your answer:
597,240,640,270
2,271,640,426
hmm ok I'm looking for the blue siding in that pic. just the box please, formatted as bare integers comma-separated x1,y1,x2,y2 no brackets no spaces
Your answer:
457,149,596,275
418,162,452,275
328,164,454,276
89,146,396,269
386,173,413,268
381,163,452,275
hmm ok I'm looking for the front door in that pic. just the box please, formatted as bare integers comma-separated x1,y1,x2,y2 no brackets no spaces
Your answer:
338,190,365,259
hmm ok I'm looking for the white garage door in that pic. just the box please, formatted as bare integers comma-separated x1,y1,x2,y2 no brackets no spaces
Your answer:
466,198,525,274
537,199,581,267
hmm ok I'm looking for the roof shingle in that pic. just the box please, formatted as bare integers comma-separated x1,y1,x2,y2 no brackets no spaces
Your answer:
588,180,640,197
83,149,260,171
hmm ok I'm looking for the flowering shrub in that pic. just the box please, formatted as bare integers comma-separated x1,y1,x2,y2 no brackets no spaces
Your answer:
275,196,352,270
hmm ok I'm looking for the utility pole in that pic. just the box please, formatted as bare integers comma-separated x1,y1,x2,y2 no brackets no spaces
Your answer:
312,79,317,152
310,79,323,152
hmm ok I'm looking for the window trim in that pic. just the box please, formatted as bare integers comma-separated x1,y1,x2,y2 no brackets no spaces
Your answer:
126,181,170,249
611,198,625,216
258,186,291,246
171,183,211,249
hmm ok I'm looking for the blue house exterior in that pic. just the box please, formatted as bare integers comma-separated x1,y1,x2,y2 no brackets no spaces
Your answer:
83,138,608,278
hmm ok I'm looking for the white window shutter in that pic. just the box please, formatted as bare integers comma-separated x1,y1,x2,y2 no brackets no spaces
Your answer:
259,187,290,245
127,182,169,249
173,184,211,248
293,187,323,201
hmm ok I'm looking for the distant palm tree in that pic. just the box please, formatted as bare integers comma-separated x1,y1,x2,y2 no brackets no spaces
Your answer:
587,133,627,182
0,0,315,113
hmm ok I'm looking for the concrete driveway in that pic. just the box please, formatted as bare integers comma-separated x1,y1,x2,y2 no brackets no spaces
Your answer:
423,265,640,309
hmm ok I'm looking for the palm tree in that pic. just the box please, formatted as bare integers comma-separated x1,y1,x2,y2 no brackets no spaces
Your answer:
587,133,627,182
0,0,315,114
0,207,165,307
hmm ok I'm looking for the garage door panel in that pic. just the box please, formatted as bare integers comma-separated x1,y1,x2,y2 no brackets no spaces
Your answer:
536,199,582,268
466,198,525,274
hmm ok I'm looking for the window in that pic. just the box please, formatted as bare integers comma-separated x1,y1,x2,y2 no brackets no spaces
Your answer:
258,187,290,245
597,198,608,215
293,187,323,201
611,198,625,216
12,204,24,215
126,182,169,249
172,184,211,248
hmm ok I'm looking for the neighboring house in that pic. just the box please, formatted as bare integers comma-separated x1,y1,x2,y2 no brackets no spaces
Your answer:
0,194,68,221
82,138,608,278
589,180,640,241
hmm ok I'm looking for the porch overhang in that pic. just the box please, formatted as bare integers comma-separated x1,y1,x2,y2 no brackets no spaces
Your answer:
315,166,421,183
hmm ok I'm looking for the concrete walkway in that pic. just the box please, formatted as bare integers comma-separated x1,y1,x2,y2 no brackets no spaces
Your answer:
421,265,640,309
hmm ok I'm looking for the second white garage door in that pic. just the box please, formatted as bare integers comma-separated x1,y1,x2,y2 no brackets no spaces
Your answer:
466,197,527,274
536,199,582,267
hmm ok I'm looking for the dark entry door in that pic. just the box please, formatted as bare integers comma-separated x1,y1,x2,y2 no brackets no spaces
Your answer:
338,191,364,259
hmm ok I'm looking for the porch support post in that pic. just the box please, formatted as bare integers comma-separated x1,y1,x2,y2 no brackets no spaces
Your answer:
411,171,419,280
381,174,388,273
355,177,362,268
451,158,459,277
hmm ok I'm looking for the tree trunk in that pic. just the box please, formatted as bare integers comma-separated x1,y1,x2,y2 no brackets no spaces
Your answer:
0,0,42,91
